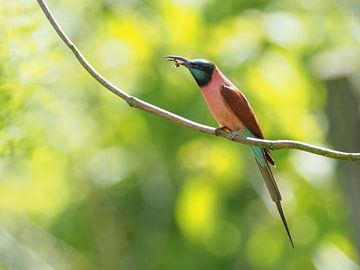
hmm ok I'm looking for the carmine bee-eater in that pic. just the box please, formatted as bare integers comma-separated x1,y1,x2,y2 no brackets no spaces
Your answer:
163,55,294,248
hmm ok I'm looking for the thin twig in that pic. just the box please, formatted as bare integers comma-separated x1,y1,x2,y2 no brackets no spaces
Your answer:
36,0,360,161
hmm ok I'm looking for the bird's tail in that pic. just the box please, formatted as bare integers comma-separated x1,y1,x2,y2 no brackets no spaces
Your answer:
254,156,295,249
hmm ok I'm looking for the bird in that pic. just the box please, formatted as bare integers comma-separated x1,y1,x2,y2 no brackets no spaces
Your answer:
163,55,294,248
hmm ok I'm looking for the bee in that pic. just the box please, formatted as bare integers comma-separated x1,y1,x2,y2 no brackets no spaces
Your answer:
163,56,185,68
174,59,181,68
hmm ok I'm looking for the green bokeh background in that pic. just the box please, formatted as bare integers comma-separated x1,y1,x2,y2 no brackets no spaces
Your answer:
1,0,360,269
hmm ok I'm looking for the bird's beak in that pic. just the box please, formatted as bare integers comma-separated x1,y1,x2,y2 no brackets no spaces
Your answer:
162,55,190,68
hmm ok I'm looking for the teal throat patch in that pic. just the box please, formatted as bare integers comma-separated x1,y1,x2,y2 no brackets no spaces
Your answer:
189,67,212,87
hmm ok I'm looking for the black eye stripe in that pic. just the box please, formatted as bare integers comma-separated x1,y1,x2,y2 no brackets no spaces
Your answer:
190,61,214,74
198,64,206,70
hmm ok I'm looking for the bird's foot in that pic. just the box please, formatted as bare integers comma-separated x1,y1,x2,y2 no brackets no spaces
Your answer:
230,129,245,141
215,126,230,136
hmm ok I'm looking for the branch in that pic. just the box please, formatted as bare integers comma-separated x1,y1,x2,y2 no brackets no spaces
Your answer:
36,0,360,161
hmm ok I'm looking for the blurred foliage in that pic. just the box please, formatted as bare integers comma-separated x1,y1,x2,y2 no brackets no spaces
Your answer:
1,0,360,269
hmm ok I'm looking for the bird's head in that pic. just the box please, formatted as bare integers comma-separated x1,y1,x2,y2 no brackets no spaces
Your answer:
163,55,215,87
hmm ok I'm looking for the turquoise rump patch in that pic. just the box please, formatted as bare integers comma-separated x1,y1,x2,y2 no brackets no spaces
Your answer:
242,128,266,167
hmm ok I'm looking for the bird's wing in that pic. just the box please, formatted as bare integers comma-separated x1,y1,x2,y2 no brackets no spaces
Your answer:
220,85,275,165
220,85,264,139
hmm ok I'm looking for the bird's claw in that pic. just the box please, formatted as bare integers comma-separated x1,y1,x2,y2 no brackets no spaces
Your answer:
230,130,244,141
215,127,244,141
215,126,230,136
